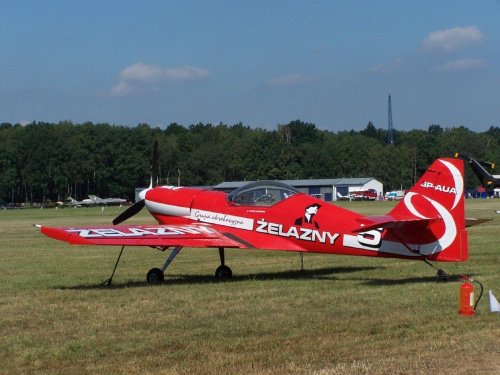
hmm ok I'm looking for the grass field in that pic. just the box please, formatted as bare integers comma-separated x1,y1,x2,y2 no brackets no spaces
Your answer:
1,200,499,374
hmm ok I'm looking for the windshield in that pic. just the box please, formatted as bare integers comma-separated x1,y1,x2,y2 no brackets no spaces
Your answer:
227,180,301,206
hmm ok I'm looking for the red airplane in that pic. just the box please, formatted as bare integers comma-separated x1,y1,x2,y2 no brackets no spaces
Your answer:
37,156,480,284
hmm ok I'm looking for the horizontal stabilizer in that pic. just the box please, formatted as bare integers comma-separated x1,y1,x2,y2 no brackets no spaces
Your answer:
465,218,492,228
354,215,440,233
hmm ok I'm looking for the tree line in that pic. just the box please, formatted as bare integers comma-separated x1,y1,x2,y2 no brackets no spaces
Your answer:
1,119,499,205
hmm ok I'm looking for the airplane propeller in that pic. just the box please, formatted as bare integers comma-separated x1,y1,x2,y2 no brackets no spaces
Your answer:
112,141,158,225
112,199,146,225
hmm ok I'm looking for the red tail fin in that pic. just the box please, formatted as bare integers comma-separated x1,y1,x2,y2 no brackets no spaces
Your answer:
389,158,467,261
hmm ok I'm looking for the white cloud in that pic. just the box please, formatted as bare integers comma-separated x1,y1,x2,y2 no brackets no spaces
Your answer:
369,58,403,74
107,62,211,97
421,26,485,53
163,66,211,81
433,58,487,72
268,74,315,87
119,63,210,83
110,81,135,97
119,63,165,82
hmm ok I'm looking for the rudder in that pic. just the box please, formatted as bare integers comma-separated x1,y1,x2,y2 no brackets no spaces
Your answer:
389,158,467,261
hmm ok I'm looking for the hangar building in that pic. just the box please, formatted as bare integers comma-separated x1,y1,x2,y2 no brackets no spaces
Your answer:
214,177,383,202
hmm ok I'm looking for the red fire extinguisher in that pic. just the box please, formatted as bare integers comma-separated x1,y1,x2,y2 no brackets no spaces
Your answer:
459,275,483,316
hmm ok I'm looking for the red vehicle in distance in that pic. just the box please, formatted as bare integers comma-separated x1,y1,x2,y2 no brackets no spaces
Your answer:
350,189,378,201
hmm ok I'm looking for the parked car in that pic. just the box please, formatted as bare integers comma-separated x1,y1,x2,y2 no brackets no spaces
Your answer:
386,190,405,201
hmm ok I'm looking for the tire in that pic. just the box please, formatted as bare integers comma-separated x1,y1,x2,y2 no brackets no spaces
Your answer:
147,268,164,283
215,265,233,279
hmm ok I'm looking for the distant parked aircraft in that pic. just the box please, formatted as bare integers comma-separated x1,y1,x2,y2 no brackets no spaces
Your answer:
88,195,127,206
455,153,499,194
336,192,354,201
65,197,94,207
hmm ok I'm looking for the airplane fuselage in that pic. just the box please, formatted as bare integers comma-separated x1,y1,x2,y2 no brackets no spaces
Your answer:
143,180,461,261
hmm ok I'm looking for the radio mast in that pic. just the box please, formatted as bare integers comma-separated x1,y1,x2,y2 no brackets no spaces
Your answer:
387,94,394,145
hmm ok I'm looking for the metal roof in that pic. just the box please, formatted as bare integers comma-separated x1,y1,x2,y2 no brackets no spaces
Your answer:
333,177,375,186
214,181,249,189
214,177,377,190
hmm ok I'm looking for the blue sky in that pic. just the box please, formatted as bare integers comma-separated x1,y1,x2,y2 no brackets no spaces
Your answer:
2,1,499,132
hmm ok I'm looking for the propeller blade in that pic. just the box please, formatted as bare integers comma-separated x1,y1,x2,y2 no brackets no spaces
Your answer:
113,141,158,225
112,199,145,225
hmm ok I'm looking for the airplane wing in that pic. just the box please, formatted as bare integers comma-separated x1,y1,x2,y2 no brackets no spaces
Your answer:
36,224,251,249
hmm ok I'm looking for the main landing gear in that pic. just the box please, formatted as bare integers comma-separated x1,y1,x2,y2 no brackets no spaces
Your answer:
146,246,183,283
215,247,233,278
145,246,233,283
105,246,233,284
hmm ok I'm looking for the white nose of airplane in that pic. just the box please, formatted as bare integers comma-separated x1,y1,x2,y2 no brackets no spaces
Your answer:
138,188,151,201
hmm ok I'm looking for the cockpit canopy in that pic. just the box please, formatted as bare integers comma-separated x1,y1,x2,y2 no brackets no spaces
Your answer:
227,180,301,206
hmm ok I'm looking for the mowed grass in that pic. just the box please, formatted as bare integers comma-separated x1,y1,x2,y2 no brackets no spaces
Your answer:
1,201,499,374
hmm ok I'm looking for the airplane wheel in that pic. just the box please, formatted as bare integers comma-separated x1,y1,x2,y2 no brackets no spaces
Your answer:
437,269,449,282
147,268,164,283
215,265,233,278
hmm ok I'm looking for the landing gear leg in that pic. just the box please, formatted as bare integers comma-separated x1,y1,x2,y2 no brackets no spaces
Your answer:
103,246,125,286
300,253,304,272
215,247,232,278
146,246,183,283
423,258,449,282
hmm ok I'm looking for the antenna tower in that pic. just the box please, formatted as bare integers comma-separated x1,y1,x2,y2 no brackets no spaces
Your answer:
387,94,394,144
